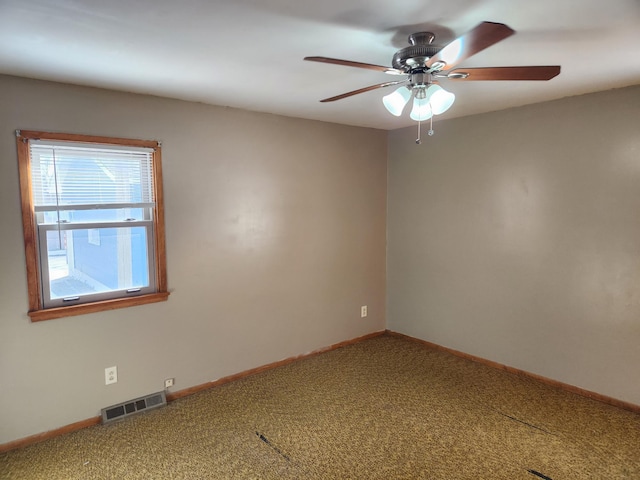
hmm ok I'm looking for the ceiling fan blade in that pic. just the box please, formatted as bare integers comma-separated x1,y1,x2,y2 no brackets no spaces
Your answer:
305,56,405,75
447,66,561,81
319,80,407,102
427,22,515,71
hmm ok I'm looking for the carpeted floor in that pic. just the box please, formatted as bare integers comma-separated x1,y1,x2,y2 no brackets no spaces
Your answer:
2,334,639,479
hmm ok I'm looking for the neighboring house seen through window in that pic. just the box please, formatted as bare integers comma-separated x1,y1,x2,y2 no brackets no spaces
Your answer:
16,131,168,321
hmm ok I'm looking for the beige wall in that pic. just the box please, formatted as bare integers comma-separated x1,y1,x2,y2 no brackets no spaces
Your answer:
3,73,639,446
0,75,387,444
388,85,640,405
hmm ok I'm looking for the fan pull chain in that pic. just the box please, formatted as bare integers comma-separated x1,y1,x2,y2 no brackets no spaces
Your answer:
416,116,435,144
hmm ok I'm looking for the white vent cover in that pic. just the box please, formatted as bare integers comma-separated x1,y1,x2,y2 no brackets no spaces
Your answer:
101,391,166,424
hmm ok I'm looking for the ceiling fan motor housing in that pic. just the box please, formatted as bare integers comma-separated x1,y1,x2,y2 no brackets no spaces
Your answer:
392,32,440,71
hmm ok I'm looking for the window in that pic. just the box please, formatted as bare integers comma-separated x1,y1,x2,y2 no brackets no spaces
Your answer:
16,131,168,321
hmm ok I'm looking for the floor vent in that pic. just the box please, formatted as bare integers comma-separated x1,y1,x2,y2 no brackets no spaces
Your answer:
101,391,166,424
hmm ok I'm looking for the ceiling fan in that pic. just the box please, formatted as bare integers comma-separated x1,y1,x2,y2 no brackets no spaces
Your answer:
305,22,561,142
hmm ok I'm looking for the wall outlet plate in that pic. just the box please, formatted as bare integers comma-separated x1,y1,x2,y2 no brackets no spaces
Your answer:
164,378,174,389
361,305,368,317
105,366,117,385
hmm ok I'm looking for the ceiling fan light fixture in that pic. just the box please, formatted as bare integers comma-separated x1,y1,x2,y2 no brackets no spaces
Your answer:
382,86,412,116
409,97,433,122
424,84,455,115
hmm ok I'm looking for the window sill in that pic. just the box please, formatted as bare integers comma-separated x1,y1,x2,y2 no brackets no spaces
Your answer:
28,292,170,322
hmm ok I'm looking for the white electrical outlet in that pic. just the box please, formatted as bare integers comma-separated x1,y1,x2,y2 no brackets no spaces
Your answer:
361,305,368,318
105,366,117,385
164,378,175,389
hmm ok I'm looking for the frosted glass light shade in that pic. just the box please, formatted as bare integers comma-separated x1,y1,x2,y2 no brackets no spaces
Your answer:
382,86,412,116
424,84,455,115
410,97,433,121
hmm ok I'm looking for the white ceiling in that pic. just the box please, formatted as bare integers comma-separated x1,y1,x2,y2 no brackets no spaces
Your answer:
1,0,639,130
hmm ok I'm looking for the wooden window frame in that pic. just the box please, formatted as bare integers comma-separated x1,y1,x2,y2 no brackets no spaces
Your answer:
16,130,169,321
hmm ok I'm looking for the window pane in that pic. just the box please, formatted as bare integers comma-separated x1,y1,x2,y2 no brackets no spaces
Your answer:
46,226,150,300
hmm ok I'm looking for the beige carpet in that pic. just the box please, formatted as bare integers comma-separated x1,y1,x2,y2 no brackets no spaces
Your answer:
2,334,639,479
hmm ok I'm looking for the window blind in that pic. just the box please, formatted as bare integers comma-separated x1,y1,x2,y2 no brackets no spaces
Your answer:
29,141,155,210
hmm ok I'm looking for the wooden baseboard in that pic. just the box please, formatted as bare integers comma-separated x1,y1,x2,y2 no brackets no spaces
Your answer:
167,330,386,402
0,330,386,453
0,416,101,454
385,330,640,415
